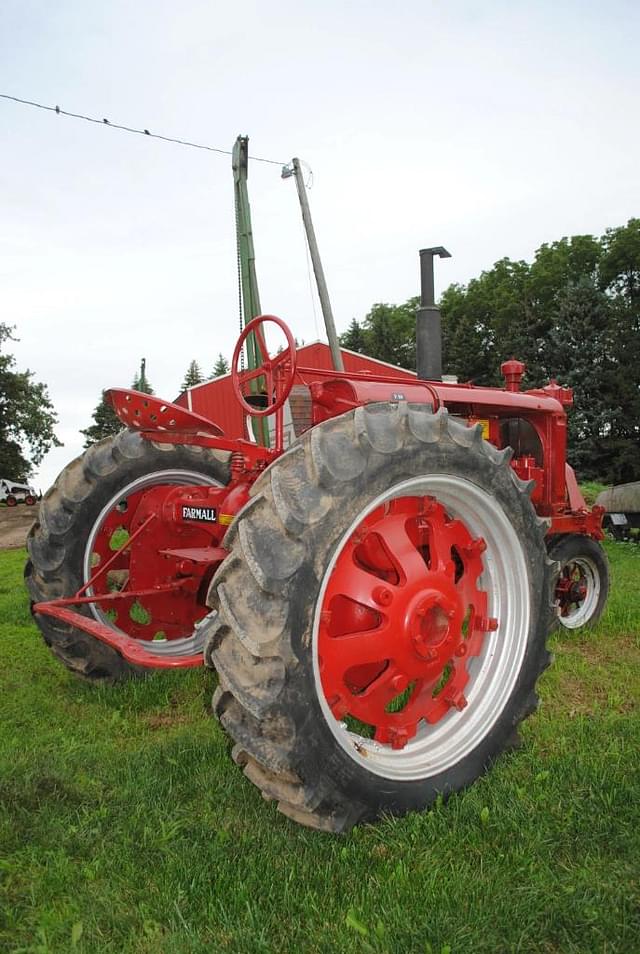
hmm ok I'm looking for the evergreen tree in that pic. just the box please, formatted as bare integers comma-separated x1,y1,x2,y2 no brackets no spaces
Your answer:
0,324,61,478
211,353,230,377
181,360,204,390
132,358,153,395
340,319,368,354
80,391,122,448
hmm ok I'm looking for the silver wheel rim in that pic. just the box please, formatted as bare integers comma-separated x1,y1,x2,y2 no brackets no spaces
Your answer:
312,474,531,781
83,469,221,655
557,555,600,630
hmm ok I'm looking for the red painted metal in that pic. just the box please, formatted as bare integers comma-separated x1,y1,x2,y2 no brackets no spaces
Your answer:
159,547,229,564
318,496,491,749
76,481,224,644
565,463,587,511
32,602,203,668
500,359,525,392
108,389,223,436
35,315,605,672
511,456,545,506
309,378,440,423
555,561,589,618
176,341,419,441
231,315,298,418
549,510,605,540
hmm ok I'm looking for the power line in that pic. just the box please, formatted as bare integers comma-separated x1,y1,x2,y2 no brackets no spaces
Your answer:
0,93,286,166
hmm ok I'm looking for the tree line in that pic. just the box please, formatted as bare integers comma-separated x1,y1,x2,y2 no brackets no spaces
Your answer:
341,219,640,483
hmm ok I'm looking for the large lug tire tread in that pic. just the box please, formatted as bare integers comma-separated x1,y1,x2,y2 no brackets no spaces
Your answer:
25,429,230,683
547,534,610,630
204,404,556,833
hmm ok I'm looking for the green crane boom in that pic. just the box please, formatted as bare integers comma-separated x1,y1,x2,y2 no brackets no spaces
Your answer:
232,135,268,444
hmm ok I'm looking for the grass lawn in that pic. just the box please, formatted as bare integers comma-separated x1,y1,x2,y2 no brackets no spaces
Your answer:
1,543,639,953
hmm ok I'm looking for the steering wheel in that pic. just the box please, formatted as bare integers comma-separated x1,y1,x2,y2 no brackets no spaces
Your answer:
231,315,297,418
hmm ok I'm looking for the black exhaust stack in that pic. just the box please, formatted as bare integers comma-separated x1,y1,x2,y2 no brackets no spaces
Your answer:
416,246,451,381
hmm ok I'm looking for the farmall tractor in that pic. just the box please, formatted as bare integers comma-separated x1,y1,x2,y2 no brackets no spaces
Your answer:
25,250,609,833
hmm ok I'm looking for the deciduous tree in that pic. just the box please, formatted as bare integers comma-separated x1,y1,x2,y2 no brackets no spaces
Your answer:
0,324,61,479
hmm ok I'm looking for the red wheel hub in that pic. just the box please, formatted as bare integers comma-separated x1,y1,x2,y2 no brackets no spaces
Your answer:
318,496,496,749
555,561,588,616
88,483,215,642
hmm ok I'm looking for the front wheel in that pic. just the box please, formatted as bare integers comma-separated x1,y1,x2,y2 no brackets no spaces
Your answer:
204,405,555,832
548,535,609,630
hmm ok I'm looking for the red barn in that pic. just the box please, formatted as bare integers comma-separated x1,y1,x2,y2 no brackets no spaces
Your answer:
175,341,418,444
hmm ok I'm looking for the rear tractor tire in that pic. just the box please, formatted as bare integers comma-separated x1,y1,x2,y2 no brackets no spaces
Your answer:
204,404,556,832
26,429,230,683
548,534,609,630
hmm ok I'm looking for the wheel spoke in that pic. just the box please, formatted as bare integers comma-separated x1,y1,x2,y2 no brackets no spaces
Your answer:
376,516,428,585
264,366,274,405
253,325,270,364
272,355,291,375
329,562,393,613
426,519,451,573
360,663,404,711
236,365,266,386
323,624,393,672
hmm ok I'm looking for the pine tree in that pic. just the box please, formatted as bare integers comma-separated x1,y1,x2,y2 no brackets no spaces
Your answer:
211,353,230,378
340,318,368,354
132,358,153,395
80,391,122,447
181,360,204,391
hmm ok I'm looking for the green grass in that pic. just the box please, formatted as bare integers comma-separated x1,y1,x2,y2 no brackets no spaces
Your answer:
1,544,639,953
579,482,608,506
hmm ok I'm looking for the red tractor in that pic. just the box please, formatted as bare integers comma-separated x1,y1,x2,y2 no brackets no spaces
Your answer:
26,251,608,832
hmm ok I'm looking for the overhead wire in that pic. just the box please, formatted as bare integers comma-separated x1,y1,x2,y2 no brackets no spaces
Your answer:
0,93,286,166
1,92,325,358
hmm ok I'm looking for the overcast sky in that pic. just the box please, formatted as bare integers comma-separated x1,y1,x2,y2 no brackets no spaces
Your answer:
1,0,638,491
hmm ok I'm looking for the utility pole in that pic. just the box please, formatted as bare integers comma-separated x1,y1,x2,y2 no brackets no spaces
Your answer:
282,159,344,372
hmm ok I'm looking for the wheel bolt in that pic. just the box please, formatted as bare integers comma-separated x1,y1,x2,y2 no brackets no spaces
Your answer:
388,727,409,750
445,691,468,712
474,615,498,632
373,586,392,607
469,538,487,555
455,643,468,657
